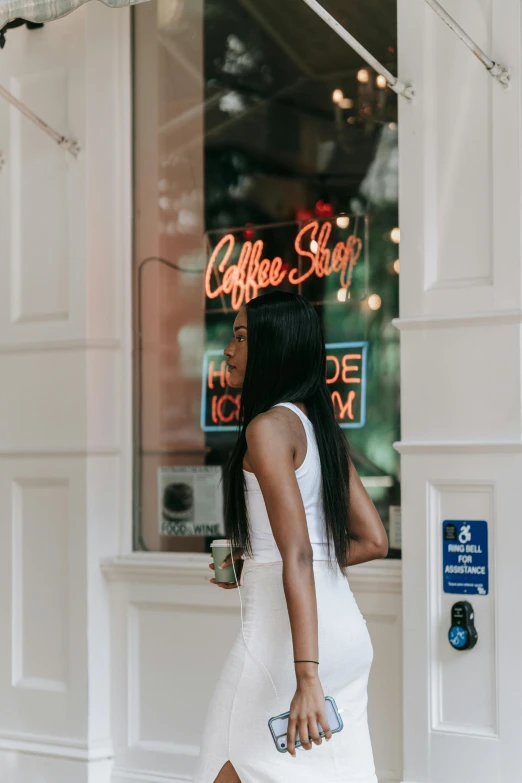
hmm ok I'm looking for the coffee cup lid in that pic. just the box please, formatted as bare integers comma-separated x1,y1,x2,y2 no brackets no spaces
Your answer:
210,539,230,547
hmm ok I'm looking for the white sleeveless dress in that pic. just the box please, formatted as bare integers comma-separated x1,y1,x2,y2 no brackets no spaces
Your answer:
192,402,378,783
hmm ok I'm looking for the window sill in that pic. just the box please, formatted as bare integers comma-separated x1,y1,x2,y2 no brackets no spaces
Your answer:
101,551,402,591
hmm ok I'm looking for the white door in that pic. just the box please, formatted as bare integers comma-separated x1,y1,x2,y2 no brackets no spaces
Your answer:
0,7,131,782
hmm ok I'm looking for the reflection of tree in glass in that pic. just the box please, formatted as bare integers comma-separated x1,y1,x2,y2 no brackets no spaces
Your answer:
221,34,268,79
202,0,401,553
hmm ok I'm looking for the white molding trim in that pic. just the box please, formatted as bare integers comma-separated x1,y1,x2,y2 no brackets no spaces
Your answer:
101,552,402,590
394,440,522,454
347,559,402,593
425,275,493,291
130,740,199,756
0,731,113,761
115,0,135,559
0,448,121,458
101,553,215,586
0,339,121,354
112,769,191,782
392,309,522,330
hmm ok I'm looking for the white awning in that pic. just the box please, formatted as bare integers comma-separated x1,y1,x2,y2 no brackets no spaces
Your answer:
0,0,149,28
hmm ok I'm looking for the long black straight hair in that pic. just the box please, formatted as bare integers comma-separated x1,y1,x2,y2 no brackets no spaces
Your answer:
222,291,351,574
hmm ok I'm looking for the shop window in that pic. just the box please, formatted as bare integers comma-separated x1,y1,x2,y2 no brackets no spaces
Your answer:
133,0,401,556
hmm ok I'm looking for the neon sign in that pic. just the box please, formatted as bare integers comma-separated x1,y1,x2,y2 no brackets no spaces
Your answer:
205,220,362,311
200,342,367,432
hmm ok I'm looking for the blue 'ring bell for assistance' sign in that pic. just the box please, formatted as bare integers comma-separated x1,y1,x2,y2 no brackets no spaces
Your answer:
443,520,488,595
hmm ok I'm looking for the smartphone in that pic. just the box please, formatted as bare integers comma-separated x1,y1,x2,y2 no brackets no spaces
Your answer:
268,694,343,753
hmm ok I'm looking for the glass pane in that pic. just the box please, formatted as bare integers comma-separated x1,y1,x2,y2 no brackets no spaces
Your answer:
133,0,400,556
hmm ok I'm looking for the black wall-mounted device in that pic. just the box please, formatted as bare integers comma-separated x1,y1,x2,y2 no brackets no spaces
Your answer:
448,601,478,651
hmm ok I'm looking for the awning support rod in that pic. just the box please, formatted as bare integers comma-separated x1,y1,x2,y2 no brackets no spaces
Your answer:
300,0,414,100
423,0,510,87
0,83,80,156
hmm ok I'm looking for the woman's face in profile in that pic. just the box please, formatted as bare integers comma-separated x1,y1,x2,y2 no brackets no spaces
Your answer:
223,307,247,388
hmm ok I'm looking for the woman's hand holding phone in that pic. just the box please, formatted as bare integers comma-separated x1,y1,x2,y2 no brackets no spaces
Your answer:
208,550,244,589
286,674,332,757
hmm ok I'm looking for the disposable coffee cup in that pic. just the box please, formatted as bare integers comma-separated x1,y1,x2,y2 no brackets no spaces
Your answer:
211,539,240,584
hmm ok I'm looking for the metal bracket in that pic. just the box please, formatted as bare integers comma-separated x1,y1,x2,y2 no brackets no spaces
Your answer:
486,61,510,88
424,0,510,88
301,0,414,100
0,83,80,156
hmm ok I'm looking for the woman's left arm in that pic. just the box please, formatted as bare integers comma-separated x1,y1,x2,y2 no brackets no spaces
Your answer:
343,457,389,567
245,411,333,759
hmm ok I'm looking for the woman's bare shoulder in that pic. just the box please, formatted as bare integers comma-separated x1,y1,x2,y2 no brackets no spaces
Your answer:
246,406,292,441
244,408,297,473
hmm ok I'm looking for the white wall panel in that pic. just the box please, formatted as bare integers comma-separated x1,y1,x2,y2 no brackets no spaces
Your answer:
111,580,242,780
0,752,113,783
0,10,86,347
86,455,121,747
398,0,522,777
0,3,132,781
428,481,496,736
10,69,70,324
399,450,522,783
0,458,87,742
128,602,231,757
104,558,402,783
0,351,86,452
398,0,522,319
423,0,492,291
11,478,70,693
0,457,121,778
356,590,402,783
400,323,521,443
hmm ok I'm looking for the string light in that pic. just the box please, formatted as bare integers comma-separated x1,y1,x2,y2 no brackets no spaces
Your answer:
357,69,370,84
310,240,318,253
315,200,333,217
393,259,400,274
390,227,400,244
376,74,387,89
243,223,255,240
336,215,350,229
332,89,344,104
296,207,313,222
337,288,348,302
339,98,354,109
368,294,382,311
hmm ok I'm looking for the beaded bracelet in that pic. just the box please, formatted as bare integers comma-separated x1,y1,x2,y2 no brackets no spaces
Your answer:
294,659,319,664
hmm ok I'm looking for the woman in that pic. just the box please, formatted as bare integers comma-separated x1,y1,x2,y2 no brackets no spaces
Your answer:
193,291,388,783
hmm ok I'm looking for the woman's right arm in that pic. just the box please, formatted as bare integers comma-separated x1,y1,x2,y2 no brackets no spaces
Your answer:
344,458,389,567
